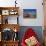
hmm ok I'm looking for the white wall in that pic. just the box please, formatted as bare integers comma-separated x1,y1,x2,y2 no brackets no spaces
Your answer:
0,0,44,26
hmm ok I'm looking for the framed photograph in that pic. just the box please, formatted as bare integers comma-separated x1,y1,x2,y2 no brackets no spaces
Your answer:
9,10,18,15
2,10,9,15
23,9,37,18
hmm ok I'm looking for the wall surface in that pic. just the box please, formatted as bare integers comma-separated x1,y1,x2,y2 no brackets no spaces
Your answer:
0,0,44,26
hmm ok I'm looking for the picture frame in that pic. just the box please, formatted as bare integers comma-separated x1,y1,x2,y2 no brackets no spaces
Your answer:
23,9,37,18
2,10,9,15
9,10,18,15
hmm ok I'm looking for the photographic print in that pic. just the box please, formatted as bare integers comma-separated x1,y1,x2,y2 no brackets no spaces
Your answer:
2,10,9,15
23,9,37,18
